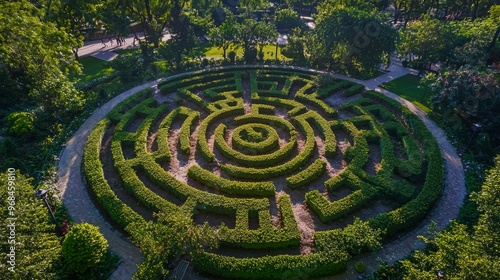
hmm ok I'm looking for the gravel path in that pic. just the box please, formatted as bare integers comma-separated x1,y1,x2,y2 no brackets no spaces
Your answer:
56,64,464,280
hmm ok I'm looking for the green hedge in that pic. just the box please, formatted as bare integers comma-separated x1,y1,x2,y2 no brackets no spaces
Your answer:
107,88,153,123
83,119,146,228
221,118,315,179
179,108,200,155
197,106,245,162
187,165,275,196
140,157,269,215
158,71,235,94
214,124,296,167
222,195,301,249
252,94,306,116
286,159,326,189
232,124,279,154
317,80,356,99
344,84,365,97
193,250,348,279
295,92,338,117
299,111,336,157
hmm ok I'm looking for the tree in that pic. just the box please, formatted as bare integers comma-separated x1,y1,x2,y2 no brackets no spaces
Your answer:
399,157,500,279
113,0,173,48
234,19,278,63
427,67,500,134
275,8,305,32
0,171,62,279
159,13,202,69
47,0,100,60
127,212,219,280
452,18,498,67
62,223,110,274
311,7,396,75
397,15,467,73
209,14,238,60
281,27,306,62
0,0,84,115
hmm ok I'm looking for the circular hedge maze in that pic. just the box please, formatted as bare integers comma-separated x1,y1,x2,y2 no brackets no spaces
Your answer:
83,67,444,279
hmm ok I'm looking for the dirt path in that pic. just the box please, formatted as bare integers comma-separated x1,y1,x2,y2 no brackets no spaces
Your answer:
242,76,252,114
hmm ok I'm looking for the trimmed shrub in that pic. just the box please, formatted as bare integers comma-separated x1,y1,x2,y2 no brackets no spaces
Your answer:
188,165,275,196
344,84,365,97
286,159,326,189
62,223,109,274
214,124,296,167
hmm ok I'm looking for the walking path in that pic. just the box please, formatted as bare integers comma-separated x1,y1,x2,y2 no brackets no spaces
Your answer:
78,32,171,61
56,62,464,279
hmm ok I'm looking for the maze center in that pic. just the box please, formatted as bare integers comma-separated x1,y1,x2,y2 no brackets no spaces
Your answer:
84,66,444,278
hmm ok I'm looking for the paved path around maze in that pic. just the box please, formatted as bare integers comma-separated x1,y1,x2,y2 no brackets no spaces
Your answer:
56,64,464,280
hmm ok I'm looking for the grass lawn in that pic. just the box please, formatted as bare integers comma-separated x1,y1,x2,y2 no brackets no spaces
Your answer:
381,74,432,113
75,56,114,85
204,44,291,61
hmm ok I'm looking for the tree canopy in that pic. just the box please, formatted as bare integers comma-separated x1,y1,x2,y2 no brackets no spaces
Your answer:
400,156,500,279
0,0,84,115
312,7,396,75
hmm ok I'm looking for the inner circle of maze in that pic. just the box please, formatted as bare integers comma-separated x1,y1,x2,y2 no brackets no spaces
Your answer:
85,67,444,276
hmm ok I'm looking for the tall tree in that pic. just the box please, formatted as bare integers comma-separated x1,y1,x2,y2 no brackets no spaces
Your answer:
209,15,238,60
397,15,467,73
48,0,100,59
312,7,396,75
115,0,173,48
0,0,84,115
427,67,500,133
234,19,277,63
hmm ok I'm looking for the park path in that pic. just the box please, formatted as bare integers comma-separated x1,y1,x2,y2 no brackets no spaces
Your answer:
56,63,464,280
77,32,171,61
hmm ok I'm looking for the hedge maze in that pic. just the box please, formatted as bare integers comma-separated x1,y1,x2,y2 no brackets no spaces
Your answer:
84,67,444,279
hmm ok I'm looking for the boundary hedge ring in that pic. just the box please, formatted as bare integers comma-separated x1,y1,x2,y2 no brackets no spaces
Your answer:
83,66,445,279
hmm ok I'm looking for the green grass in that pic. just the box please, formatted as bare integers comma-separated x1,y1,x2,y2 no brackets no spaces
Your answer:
204,44,291,61
380,74,432,113
75,56,114,85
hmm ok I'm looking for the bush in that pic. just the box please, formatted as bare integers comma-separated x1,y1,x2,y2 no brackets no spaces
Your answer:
344,84,365,97
6,111,35,138
355,261,366,273
275,9,306,32
286,159,326,189
62,223,109,274
188,165,275,196
109,53,144,83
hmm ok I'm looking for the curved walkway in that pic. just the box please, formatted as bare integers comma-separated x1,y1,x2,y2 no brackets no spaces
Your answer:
56,65,464,280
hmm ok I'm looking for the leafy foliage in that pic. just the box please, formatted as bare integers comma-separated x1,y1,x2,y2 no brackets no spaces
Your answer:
6,112,36,138
0,171,61,279
0,0,84,115
312,7,396,75
127,211,220,280
62,223,109,274
427,67,500,133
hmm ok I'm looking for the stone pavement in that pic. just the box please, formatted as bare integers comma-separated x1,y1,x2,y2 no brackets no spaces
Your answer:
56,63,464,280
56,81,161,279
